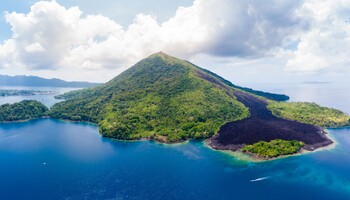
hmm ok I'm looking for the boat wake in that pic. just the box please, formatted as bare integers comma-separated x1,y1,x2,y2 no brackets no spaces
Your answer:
250,176,269,182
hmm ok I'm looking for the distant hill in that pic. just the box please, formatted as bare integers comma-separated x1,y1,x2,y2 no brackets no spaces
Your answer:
0,75,101,88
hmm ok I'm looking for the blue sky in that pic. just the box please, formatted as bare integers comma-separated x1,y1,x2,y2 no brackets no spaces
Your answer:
0,0,349,86
0,0,34,40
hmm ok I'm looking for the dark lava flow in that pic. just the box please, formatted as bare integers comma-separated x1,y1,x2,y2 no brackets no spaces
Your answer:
208,90,333,151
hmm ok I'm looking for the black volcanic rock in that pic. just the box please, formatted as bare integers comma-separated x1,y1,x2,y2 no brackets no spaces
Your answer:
208,90,333,151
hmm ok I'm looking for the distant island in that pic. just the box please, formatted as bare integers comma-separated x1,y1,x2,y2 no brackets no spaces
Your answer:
302,81,332,84
1,52,349,160
0,74,101,88
0,89,58,97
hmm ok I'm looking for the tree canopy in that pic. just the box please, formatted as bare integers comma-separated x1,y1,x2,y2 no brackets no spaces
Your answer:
0,100,49,121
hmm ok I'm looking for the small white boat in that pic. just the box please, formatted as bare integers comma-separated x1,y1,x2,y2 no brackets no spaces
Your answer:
250,176,269,182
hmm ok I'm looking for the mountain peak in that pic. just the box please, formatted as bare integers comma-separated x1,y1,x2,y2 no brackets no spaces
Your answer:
151,51,168,57
143,52,191,69
148,51,179,61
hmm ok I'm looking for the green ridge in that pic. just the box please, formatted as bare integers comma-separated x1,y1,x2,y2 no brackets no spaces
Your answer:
268,101,350,127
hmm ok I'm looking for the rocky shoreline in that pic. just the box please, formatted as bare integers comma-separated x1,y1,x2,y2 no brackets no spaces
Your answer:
207,90,334,154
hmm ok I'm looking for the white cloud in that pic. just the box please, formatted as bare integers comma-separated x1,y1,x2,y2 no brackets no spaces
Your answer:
25,43,45,53
286,0,350,73
0,0,349,81
3,1,82,69
159,0,304,58
0,0,303,71
0,39,18,68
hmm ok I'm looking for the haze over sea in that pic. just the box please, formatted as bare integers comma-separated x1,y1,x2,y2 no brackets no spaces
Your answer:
0,83,349,200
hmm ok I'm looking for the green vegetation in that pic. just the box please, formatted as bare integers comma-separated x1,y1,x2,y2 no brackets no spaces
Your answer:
268,101,350,127
50,52,249,142
242,139,305,158
0,100,49,121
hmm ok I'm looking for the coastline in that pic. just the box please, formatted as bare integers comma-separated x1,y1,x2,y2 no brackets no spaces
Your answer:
104,136,190,146
0,116,50,123
207,90,337,155
1,116,194,146
204,129,338,163
0,116,341,162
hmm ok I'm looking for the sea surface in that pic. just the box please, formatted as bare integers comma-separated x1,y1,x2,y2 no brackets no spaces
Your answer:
0,83,350,200
0,86,79,108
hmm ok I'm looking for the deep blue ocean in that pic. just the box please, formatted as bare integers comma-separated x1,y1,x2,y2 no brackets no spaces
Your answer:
0,83,349,200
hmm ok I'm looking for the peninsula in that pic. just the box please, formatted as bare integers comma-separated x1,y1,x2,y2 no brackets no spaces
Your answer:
207,90,333,154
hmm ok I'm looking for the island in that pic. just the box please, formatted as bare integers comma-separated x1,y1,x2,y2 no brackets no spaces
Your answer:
0,100,49,121
2,52,349,160
0,89,58,97
48,52,350,160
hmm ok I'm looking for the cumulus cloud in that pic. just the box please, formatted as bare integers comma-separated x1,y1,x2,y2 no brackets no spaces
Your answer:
0,0,305,72
25,43,45,53
0,0,349,79
286,0,350,73
0,39,25,70
2,1,126,70
154,0,304,58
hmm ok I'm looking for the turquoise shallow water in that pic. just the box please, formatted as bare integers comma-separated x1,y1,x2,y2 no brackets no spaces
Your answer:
0,83,349,199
